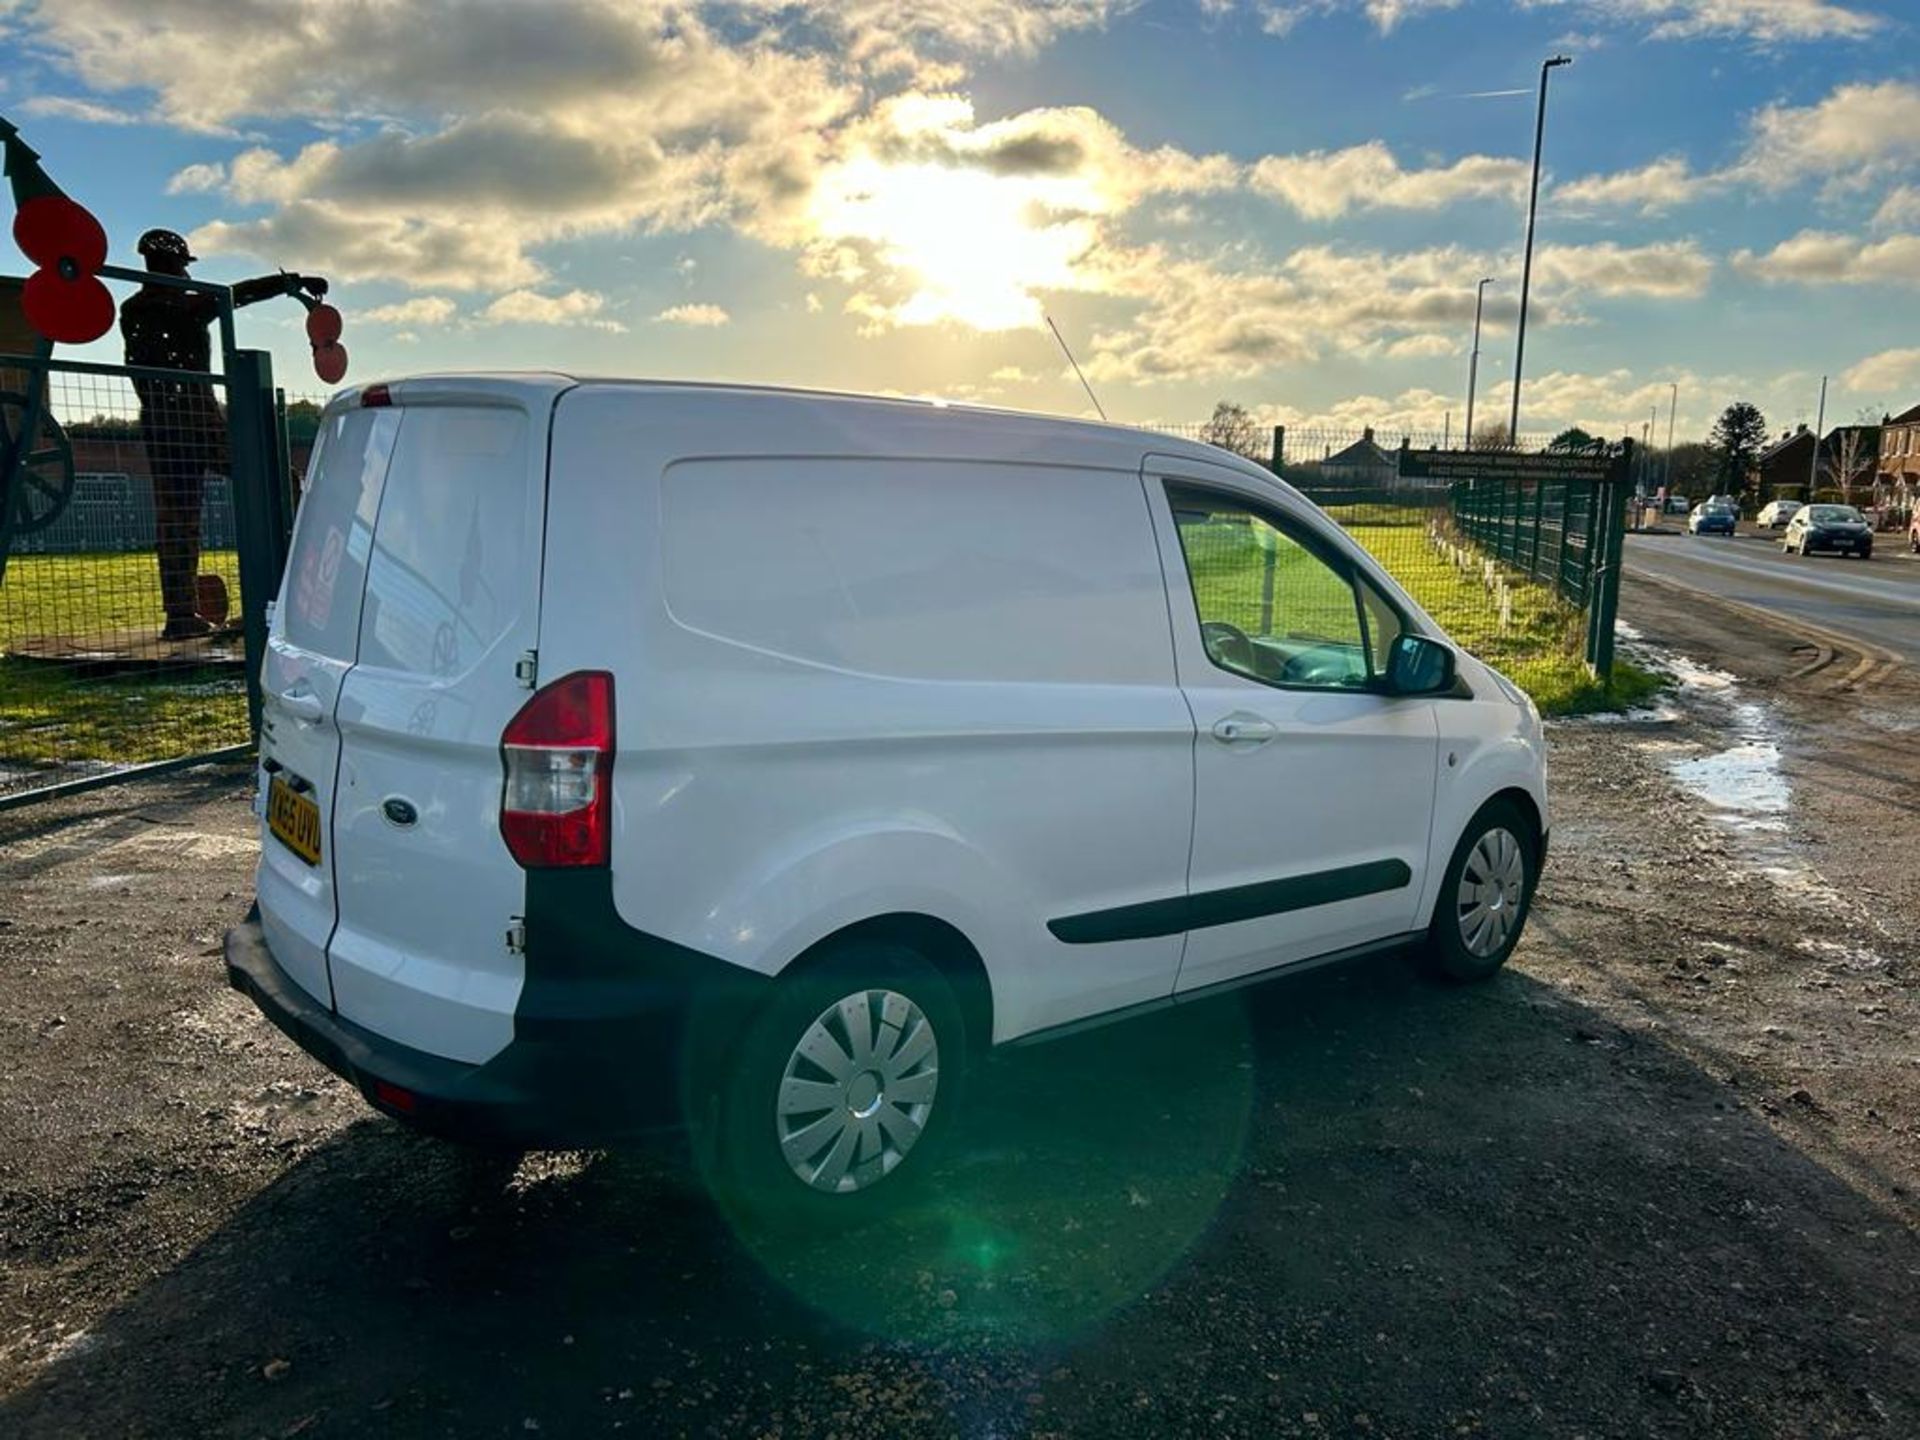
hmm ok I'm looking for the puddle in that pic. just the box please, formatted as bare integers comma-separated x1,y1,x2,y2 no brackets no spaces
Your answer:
1624,635,1791,835
1667,699,1789,833
1613,628,1828,899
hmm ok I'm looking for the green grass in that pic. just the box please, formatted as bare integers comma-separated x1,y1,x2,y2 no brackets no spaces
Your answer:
0,550,248,771
1347,518,1658,715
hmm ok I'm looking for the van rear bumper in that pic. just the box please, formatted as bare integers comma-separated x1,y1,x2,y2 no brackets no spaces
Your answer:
225,906,754,1147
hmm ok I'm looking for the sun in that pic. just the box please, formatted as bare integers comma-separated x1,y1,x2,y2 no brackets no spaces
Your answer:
810,154,1102,332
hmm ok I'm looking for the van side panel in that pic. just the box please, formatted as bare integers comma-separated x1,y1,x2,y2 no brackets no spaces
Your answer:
539,389,1198,1042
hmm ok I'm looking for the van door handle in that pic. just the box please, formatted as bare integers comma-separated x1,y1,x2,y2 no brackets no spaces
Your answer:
1211,713,1275,746
278,688,325,724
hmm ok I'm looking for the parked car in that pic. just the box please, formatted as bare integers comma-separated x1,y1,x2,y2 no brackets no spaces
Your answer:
1688,502,1738,536
1783,503,1873,558
226,377,1549,1221
1664,495,1691,515
1757,499,1802,529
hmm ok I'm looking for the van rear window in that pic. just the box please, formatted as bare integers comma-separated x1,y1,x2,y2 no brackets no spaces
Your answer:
356,408,530,677
282,409,401,660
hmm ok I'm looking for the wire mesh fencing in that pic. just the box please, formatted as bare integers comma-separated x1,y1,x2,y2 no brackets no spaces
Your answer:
1,367,251,801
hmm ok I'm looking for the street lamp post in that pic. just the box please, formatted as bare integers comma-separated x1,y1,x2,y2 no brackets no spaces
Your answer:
1464,276,1494,449
1509,53,1572,443
1664,381,1677,492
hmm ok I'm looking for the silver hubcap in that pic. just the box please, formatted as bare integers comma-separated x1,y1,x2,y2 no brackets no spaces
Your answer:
776,988,939,1194
1457,826,1527,958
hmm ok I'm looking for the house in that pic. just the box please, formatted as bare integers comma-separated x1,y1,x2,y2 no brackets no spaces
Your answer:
1754,426,1813,500
1316,426,1400,488
1876,403,1920,512
1753,423,1879,504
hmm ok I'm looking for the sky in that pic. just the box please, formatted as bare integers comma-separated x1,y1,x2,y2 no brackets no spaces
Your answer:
4,0,1919,444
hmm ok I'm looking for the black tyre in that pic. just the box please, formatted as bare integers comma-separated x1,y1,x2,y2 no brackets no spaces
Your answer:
707,941,968,1228
1421,799,1538,983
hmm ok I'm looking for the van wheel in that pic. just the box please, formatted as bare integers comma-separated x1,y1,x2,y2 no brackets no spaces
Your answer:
709,942,966,1227
1422,800,1537,984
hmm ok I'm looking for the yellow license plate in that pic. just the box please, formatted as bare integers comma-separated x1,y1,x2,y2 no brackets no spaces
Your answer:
267,775,323,866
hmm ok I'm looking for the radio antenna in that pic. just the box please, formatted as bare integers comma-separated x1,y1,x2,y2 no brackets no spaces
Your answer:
1046,313,1108,422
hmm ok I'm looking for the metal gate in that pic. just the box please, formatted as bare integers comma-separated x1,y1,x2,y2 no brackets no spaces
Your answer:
0,267,292,809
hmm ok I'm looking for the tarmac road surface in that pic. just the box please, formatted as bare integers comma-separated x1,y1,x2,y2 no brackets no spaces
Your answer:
1624,530,1920,664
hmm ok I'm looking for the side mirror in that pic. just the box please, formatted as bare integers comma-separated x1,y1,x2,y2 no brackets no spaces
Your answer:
1385,634,1457,696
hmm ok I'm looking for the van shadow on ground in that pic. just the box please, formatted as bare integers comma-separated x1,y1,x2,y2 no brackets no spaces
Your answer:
7,954,1918,1439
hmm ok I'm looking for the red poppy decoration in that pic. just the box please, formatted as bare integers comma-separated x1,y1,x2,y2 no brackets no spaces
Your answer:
22,266,115,344
304,303,342,346
13,194,115,344
313,341,349,384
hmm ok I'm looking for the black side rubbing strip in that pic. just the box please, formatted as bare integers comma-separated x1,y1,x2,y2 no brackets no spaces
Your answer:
1048,858,1413,945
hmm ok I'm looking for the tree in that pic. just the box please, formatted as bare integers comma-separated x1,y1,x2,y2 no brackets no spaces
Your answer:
1663,441,1718,498
66,413,141,439
1547,427,1599,452
1820,427,1873,505
1471,420,1512,449
1709,401,1768,493
284,399,324,445
1199,400,1261,460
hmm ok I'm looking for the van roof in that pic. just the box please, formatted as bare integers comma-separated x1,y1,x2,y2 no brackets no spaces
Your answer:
329,372,1280,486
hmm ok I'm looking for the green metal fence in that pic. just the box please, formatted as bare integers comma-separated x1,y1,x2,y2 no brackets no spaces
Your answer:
0,267,293,808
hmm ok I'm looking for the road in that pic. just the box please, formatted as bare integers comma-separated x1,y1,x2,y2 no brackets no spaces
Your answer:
1625,530,1920,663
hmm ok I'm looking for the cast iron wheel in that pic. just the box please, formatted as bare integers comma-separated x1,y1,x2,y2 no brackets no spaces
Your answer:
0,392,76,536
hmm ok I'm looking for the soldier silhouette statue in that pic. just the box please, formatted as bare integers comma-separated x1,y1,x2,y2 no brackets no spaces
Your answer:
120,229,328,639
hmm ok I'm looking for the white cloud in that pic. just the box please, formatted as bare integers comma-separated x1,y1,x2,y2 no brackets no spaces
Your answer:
1384,333,1459,359
18,94,140,124
1573,0,1882,44
1732,230,1920,286
654,303,732,326
1535,241,1714,298
1874,185,1920,231
1733,80,1920,190
1221,0,1876,42
1556,157,1707,215
1842,347,1920,394
1249,141,1526,220
192,202,548,292
361,296,459,327
481,288,626,330
165,162,226,195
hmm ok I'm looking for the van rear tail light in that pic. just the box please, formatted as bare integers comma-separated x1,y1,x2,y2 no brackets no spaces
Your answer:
499,671,614,868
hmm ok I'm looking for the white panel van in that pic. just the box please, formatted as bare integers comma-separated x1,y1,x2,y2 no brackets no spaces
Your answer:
226,377,1548,1220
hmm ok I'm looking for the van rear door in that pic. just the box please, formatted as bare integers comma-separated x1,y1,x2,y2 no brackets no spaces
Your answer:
256,404,402,1010
325,381,561,1065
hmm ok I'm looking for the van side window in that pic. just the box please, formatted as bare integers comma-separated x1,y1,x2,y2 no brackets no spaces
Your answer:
1164,483,1375,691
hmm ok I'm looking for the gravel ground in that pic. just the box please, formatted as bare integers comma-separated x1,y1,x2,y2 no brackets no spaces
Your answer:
2,577,1917,1439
